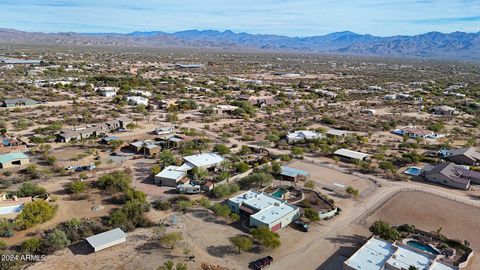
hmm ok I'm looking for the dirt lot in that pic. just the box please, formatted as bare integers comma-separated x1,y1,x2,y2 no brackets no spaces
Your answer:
288,160,373,195
365,190,480,269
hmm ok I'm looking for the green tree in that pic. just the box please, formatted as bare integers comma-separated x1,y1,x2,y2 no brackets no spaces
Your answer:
271,161,282,175
151,164,162,175
16,182,47,197
158,150,176,166
97,171,132,193
304,208,320,222
379,161,396,174
159,232,183,249
67,180,88,194
250,226,280,249
304,180,316,191
230,236,253,253
369,220,400,241
346,186,359,197
16,200,56,229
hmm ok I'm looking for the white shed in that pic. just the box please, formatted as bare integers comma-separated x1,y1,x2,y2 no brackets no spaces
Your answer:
86,228,127,252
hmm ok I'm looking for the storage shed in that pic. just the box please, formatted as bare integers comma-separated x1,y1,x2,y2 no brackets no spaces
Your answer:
86,228,127,252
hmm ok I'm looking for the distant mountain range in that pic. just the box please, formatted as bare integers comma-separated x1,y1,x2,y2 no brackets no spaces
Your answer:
1,28,480,60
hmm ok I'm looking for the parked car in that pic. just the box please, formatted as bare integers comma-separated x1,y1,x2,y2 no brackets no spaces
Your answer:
75,164,96,172
249,256,273,270
293,220,310,232
65,165,80,171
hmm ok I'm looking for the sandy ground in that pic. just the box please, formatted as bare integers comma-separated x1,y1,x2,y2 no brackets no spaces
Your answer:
288,160,374,195
365,190,480,269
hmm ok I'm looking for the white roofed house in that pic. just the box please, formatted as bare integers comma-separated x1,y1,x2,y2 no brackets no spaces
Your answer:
154,165,189,187
96,86,119,97
182,153,225,170
154,153,225,187
228,190,300,232
334,149,370,163
286,130,324,143
127,96,149,106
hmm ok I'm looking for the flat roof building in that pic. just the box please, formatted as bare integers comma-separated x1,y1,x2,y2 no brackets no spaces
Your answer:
154,165,189,187
344,236,458,270
228,190,299,232
86,228,127,252
334,149,370,162
183,153,224,169
286,130,323,143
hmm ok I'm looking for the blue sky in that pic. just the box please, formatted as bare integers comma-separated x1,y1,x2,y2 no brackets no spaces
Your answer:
0,0,479,36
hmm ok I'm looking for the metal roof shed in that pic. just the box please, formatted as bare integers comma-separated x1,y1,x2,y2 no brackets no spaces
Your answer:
86,228,127,252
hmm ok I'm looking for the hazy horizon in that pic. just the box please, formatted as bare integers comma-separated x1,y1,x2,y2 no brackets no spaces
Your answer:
0,0,479,37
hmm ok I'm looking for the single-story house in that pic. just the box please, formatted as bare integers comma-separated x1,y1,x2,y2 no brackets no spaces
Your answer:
86,228,127,252
443,147,480,166
334,149,370,162
286,130,323,143
393,127,445,139
96,86,118,97
101,136,119,144
280,166,309,182
56,118,131,142
422,162,480,190
0,137,27,154
344,236,458,270
214,105,239,115
228,190,299,232
128,140,161,157
0,152,29,169
182,153,225,170
127,96,148,106
432,105,457,116
1,98,39,108
154,165,189,187
155,126,175,135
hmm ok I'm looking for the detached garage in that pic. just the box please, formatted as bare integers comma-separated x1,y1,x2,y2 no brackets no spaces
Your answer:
86,228,127,252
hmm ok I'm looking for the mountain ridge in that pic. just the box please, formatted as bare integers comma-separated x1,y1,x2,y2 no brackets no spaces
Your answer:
1,28,479,60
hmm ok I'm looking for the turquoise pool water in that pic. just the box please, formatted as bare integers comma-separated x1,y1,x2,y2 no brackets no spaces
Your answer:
407,240,440,255
404,167,422,176
271,188,286,198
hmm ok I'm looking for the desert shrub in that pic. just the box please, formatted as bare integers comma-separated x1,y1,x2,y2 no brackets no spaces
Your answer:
41,229,71,254
21,238,42,253
250,226,281,249
15,182,47,197
152,200,172,211
16,200,56,229
97,171,132,193
210,183,239,198
67,180,88,194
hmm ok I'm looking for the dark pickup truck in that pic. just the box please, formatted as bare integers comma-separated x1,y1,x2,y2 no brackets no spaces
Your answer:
249,256,273,270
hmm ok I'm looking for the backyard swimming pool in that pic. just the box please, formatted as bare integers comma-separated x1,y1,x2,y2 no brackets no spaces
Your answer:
404,167,422,176
407,240,440,255
271,188,286,198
